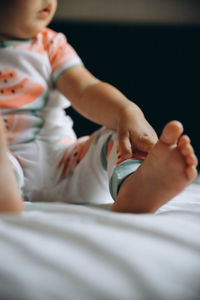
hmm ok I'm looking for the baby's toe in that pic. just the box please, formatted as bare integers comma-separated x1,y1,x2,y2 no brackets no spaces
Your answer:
180,143,194,157
186,165,198,181
178,135,190,146
186,153,198,166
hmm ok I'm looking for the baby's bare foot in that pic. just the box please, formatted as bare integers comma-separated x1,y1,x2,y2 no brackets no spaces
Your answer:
0,119,23,213
112,121,198,213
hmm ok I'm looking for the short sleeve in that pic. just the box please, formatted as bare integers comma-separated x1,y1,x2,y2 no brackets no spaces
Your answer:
42,28,83,85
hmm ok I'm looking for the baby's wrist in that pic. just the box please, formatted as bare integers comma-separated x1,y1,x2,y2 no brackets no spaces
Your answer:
120,102,145,119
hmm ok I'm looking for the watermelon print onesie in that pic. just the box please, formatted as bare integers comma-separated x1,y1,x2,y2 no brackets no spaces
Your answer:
0,28,143,203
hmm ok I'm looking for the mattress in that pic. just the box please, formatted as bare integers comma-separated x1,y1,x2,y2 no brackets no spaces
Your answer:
0,179,200,300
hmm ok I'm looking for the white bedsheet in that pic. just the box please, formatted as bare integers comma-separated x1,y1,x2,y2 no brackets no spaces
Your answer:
0,181,200,300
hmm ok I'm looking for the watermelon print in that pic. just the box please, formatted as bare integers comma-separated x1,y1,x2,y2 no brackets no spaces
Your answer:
58,134,96,181
0,68,45,144
0,68,44,109
3,113,43,145
13,28,82,76
0,28,83,145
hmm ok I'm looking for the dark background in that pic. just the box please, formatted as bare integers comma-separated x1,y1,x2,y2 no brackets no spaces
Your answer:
50,21,200,166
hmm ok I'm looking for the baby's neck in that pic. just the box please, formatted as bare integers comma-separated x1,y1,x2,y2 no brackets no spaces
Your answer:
0,32,19,41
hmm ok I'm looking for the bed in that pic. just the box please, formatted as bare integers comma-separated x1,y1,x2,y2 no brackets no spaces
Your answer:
0,177,200,300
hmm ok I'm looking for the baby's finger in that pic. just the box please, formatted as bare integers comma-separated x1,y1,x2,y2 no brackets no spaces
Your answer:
118,132,132,156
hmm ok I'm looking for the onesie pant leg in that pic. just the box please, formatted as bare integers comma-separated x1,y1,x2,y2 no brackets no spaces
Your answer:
53,127,145,204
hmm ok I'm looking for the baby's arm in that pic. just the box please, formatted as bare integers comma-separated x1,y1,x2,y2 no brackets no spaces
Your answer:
56,65,158,156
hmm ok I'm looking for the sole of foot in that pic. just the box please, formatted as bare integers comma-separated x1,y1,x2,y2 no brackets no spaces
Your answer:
112,121,198,213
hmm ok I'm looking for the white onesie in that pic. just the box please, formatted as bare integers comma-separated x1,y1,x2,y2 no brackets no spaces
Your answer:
0,28,143,203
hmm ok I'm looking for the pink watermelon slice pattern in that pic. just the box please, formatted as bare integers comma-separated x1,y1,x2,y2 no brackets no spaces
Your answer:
0,68,44,108
58,134,96,181
3,113,41,145
0,68,45,144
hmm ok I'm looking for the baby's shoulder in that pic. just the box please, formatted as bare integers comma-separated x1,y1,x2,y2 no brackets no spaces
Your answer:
36,28,67,50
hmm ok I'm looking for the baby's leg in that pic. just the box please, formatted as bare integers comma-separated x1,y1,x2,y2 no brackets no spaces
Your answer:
54,127,143,204
112,121,198,213
55,121,197,212
54,131,114,204
0,119,23,213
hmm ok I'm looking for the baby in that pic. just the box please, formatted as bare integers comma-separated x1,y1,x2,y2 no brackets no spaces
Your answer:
0,0,198,214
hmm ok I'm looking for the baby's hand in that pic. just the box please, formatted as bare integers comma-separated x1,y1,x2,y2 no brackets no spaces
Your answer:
117,108,158,157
